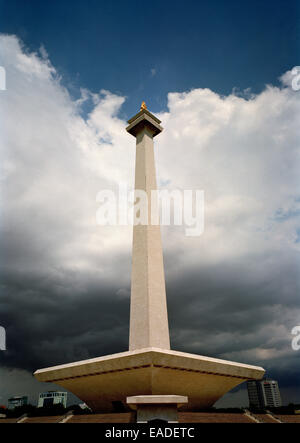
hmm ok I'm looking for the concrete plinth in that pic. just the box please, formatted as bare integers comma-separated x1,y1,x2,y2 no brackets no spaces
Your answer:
34,347,264,412
127,395,188,423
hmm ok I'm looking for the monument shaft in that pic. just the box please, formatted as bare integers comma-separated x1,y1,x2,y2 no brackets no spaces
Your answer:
128,115,170,351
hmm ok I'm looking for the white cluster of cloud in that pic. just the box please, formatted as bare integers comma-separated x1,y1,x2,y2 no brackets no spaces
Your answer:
0,34,299,405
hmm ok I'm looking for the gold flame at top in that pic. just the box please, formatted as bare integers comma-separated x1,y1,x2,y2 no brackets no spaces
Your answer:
140,101,147,111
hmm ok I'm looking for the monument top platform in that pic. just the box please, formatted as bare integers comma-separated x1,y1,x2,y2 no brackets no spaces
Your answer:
126,108,163,138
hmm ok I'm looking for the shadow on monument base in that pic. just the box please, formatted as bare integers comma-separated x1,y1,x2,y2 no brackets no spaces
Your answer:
34,348,265,413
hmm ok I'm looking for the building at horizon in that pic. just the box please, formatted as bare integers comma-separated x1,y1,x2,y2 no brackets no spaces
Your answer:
38,391,67,408
247,379,282,409
7,395,28,410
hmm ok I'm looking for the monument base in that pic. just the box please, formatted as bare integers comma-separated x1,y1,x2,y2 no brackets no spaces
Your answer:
127,395,188,423
34,348,264,412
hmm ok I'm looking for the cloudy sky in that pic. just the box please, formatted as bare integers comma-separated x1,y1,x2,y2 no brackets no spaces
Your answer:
0,0,299,408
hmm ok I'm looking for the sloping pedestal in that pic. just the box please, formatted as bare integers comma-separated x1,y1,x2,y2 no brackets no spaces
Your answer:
34,348,264,412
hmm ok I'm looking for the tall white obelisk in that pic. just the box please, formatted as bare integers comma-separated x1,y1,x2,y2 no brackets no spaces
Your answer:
34,103,265,413
126,102,170,351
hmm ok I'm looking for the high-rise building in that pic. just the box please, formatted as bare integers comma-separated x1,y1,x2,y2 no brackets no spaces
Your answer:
7,395,28,409
38,391,67,408
247,379,282,408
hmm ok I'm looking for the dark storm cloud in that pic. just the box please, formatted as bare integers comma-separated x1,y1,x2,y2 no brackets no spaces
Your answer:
0,262,131,371
7,286,117,372
1,245,299,393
